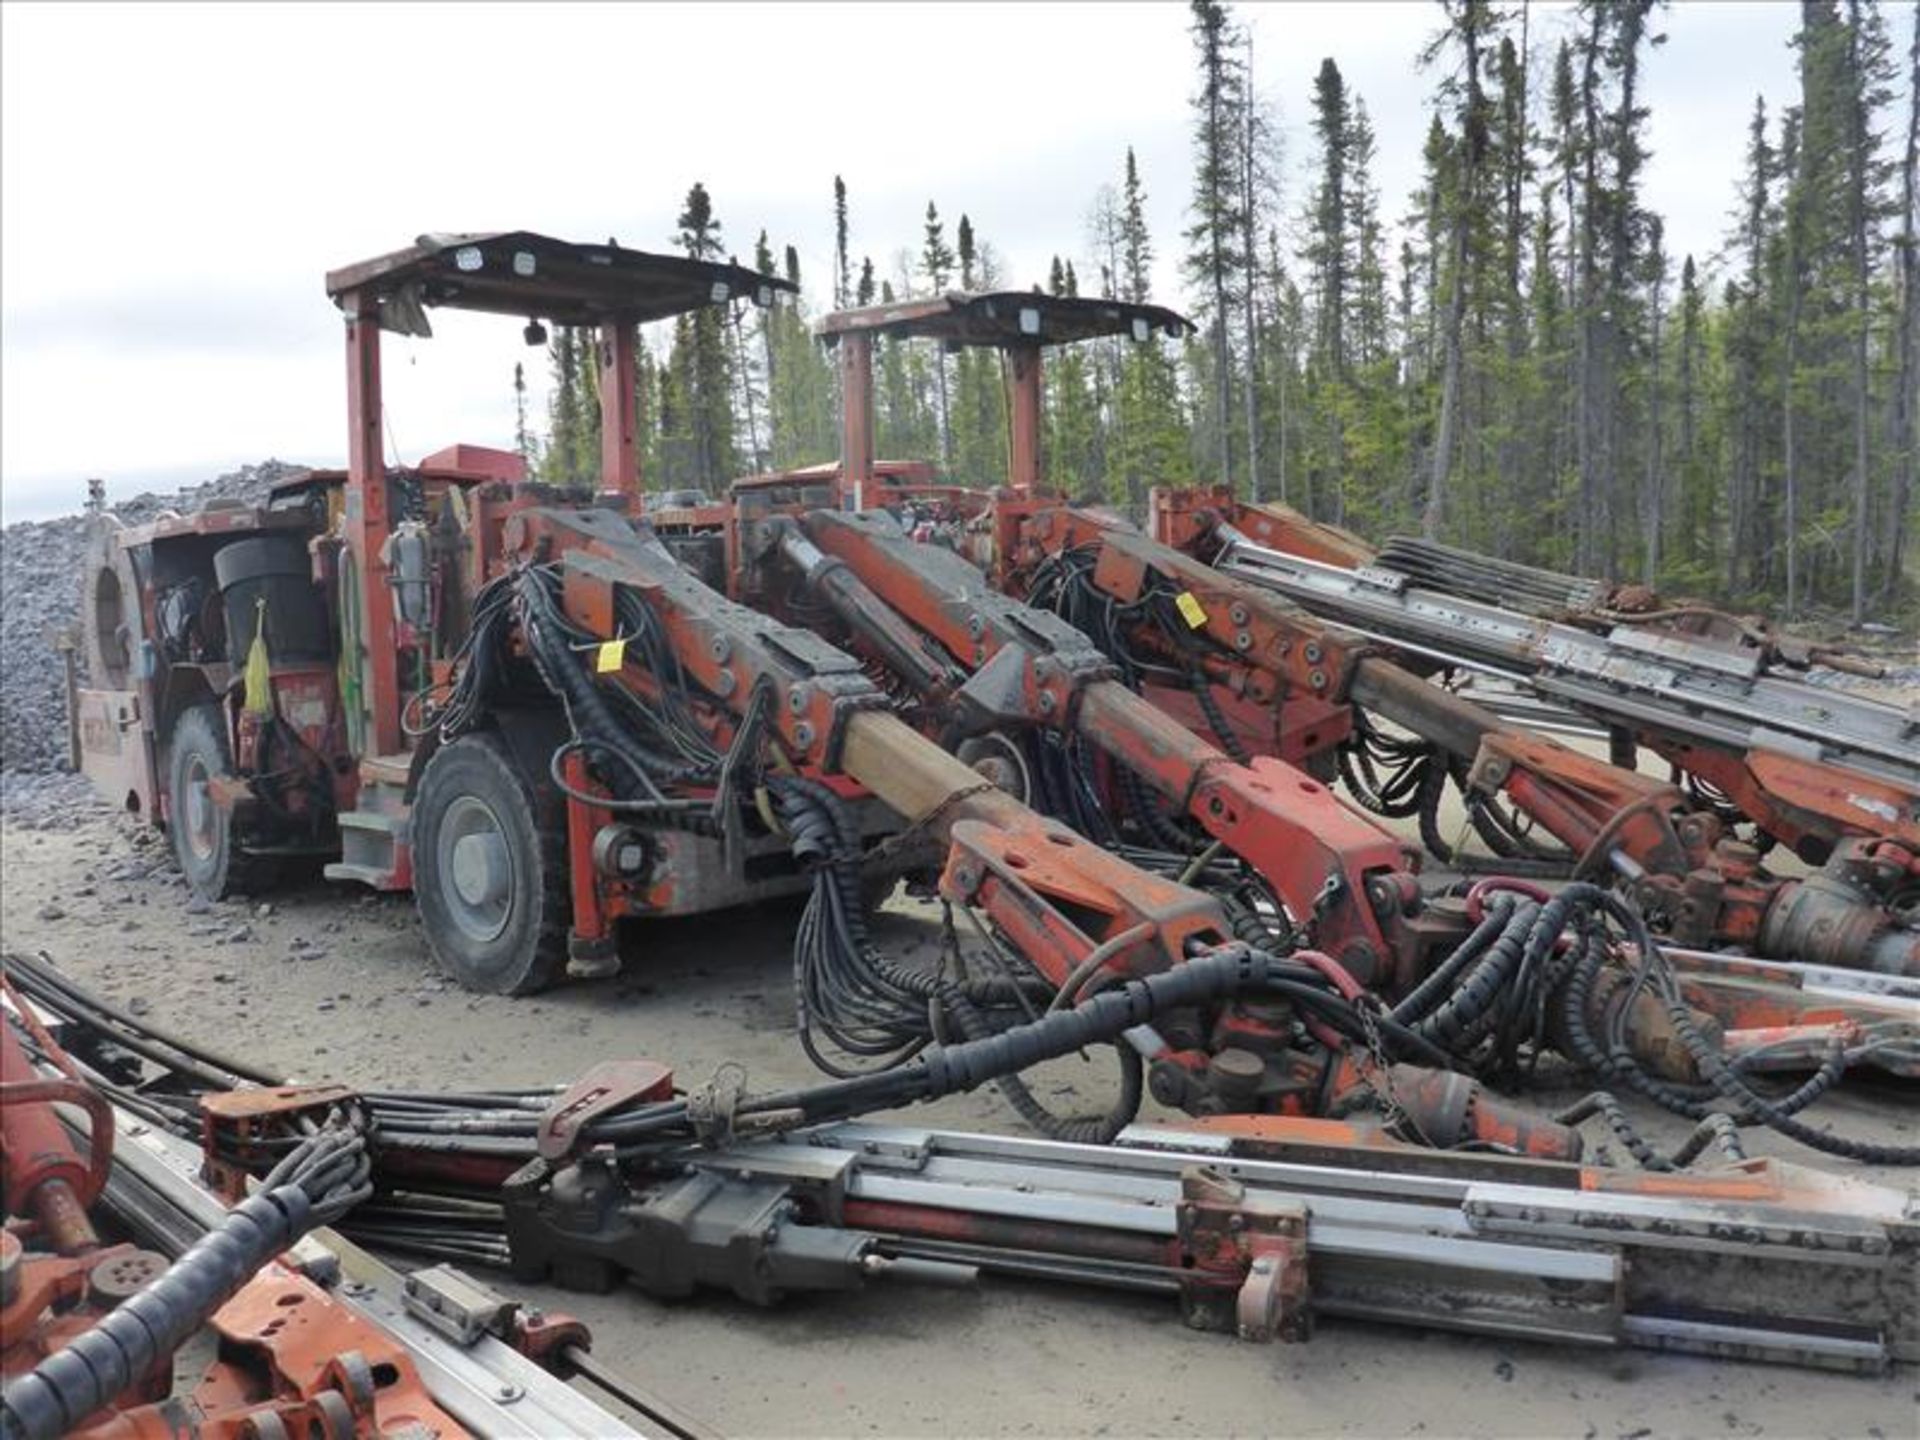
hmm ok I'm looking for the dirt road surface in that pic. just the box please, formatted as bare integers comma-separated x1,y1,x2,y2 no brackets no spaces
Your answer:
3,792,1914,1439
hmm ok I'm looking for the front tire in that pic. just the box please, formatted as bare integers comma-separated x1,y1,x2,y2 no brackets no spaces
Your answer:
412,733,569,995
167,704,272,898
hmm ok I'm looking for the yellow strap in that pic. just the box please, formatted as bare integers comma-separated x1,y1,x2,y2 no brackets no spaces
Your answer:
243,596,274,715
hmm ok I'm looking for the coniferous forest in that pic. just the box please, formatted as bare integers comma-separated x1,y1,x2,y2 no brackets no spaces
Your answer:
533,0,1920,624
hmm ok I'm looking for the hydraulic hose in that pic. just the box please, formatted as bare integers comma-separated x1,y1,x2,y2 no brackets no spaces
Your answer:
0,1124,370,1440
1543,882,1920,1165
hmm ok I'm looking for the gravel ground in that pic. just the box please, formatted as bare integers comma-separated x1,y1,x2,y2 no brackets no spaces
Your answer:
2,802,1913,1439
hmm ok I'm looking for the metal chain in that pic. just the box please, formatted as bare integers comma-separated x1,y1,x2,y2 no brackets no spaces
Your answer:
1354,997,1412,1139
864,780,1001,871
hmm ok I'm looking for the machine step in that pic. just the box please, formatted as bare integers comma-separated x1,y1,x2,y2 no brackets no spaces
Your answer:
321,860,409,891
326,781,413,891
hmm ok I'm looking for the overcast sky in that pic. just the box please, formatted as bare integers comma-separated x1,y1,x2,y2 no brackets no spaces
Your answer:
2,1,1821,523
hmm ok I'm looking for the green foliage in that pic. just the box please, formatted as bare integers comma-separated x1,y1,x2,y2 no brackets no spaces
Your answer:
540,326,598,492
658,182,737,493
518,1,1914,619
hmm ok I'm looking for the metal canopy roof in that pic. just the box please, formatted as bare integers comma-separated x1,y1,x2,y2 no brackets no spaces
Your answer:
326,231,795,333
817,291,1192,348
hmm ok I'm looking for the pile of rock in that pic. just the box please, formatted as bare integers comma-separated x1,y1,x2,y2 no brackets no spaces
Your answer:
0,461,304,773
0,771,106,831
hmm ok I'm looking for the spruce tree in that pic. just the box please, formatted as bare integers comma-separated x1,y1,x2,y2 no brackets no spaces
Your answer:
1885,2,1919,597
953,215,1006,485
920,202,958,466
833,175,852,311
764,245,838,470
542,327,597,491
1111,148,1192,514
1841,0,1896,619
513,361,532,466
1121,148,1153,303
1422,0,1499,542
670,182,737,492
1185,0,1250,486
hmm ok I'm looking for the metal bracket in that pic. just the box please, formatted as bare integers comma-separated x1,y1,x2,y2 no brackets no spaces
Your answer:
537,1059,674,1162
1176,1165,1310,1343
402,1263,517,1347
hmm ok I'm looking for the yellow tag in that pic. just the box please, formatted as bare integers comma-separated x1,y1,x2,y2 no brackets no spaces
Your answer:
595,637,627,673
1175,591,1207,629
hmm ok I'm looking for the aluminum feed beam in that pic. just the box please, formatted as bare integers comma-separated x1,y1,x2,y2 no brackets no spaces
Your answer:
690,1121,1917,1374
1212,530,1920,792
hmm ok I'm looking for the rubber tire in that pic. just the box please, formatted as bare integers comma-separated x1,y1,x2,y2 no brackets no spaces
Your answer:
412,733,569,996
167,704,272,899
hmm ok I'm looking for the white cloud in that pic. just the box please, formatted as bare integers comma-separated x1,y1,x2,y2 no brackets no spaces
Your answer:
0,1,1816,521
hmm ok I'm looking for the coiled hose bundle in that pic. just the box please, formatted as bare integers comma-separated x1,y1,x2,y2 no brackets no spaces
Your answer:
770,774,1146,1141
1397,880,1920,1167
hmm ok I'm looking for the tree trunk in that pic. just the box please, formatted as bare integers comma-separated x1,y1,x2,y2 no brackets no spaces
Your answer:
1642,262,1665,582
761,310,780,466
1846,3,1873,623
1207,34,1235,487
1241,33,1263,499
1574,13,1603,572
730,307,764,473
1425,2,1484,541
1882,5,1919,600
1428,211,1468,540
1783,280,1803,618
934,352,951,471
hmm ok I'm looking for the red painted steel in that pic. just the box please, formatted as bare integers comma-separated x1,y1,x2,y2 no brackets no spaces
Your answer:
599,321,641,500
341,297,402,757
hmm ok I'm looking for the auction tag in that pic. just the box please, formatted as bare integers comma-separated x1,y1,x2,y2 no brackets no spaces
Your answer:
595,637,628,673
1175,591,1208,629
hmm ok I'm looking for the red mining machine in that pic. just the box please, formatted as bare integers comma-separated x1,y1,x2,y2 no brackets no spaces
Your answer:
643,286,1916,1093
725,286,1917,985
1140,486,1920,976
67,233,1910,1163
647,287,1913,977
648,293,1461,999
73,232,858,994
68,231,1576,1147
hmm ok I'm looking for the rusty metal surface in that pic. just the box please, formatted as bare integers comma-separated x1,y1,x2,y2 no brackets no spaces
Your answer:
73,686,155,815
326,231,795,327
198,1083,357,1121
818,290,1191,348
